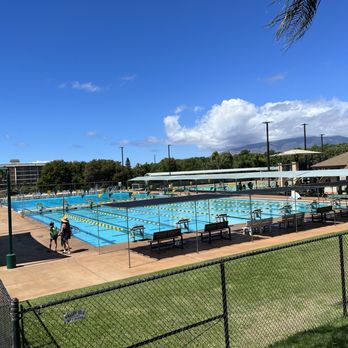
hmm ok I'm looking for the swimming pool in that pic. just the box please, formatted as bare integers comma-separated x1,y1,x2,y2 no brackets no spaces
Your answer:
11,194,325,247
11,192,149,212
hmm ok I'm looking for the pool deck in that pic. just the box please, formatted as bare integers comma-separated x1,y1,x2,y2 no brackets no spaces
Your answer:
1,196,348,301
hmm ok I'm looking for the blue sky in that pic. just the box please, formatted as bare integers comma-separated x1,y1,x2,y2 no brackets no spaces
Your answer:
1,0,348,165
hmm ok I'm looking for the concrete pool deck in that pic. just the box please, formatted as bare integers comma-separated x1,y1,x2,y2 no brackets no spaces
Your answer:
1,200,348,301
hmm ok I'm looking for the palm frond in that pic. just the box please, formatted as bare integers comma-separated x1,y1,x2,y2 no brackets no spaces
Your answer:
269,0,321,48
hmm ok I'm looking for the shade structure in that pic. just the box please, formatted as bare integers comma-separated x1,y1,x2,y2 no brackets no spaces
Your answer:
271,149,321,157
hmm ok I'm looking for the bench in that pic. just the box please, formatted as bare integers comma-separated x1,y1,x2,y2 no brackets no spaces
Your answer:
201,221,231,243
311,206,335,223
243,217,273,236
334,206,348,217
149,228,183,252
278,212,305,229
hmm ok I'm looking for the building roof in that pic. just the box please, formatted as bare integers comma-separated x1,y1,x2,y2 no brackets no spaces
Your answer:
312,152,348,169
130,169,348,182
145,167,277,176
0,161,47,168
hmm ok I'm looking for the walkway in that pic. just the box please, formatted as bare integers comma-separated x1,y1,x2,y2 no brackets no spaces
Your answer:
1,204,347,300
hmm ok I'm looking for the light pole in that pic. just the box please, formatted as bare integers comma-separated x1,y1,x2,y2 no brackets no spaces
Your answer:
0,167,16,269
320,133,325,153
120,146,124,189
263,121,272,187
302,123,308,150
302,123,308,169
167,144,172,176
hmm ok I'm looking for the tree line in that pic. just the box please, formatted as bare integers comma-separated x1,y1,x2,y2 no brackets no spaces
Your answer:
23,142,348,193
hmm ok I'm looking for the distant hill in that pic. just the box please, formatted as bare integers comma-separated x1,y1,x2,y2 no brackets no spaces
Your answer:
230,136,348,153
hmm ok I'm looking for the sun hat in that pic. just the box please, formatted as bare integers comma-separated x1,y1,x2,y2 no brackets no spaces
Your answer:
61,217,68,223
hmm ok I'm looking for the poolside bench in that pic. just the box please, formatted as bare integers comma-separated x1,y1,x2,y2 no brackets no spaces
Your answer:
278,212,305,229
334,206,348,217
201,221,231,243
311,206,335,223
149,228,183,252
243,217,273,236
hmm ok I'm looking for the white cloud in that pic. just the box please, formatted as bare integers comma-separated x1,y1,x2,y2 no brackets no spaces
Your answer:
164,98,348,151
86,131,97,137
59,81,101,93
120,74,136,82
193,106,204,113
146,136,161,144
174,104,188,114
120,74,136,86
14,141,28,148
259,73,286,84
173,104,204,114
110,136,163,147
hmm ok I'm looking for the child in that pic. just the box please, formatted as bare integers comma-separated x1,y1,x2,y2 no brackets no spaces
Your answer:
48,222,58,252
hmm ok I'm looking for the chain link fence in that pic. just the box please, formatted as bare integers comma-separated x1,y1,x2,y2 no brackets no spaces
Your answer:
15,231,348,347
0,279,12,347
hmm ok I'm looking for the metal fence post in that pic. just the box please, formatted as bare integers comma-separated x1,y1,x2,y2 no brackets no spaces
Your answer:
339,235,347,317
220,262,230,348
10,298,20,348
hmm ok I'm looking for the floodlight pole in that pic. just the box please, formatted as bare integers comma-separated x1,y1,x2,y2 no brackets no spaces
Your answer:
263,121,272,188
302,123,308,150
120,146,124,189
320,133,325,161
167,144,172,176
320,133,324,152
1,168,16,269
302,123,308,169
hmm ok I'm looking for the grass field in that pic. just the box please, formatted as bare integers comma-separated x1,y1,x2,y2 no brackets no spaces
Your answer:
21,232,348,347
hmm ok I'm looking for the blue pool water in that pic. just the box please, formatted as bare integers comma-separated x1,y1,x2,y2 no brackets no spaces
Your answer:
10,194,325,247
10,192,150,211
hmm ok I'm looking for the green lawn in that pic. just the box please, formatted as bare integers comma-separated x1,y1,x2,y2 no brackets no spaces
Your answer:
21,233,348,347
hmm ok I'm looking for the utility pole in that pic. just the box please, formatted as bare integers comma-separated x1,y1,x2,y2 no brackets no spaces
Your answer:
167,144,172,176
120,146,124,189
263,121,272,187
302,123,308,169
320,133,324,153
302,123,308,150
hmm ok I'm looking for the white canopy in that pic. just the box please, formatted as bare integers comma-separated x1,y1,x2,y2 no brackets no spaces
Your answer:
271,149,321,157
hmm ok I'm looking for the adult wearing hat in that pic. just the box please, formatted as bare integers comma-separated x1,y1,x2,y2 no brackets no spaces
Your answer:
59,217,71,254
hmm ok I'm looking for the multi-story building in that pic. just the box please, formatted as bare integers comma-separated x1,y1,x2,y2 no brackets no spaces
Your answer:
0,159,47,189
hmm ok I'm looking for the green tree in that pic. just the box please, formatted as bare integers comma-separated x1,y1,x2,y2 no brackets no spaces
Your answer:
269,0,321,48
37,160,72,193
84,160,117,183
220,152,234,169
68,161,86,190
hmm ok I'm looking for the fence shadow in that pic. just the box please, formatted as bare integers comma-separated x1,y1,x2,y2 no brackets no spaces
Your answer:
0,232,67,266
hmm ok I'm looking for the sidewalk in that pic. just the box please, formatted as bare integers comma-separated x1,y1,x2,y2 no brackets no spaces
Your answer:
1,206,347,300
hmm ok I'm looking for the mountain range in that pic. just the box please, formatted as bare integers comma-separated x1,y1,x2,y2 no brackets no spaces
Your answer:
230,135,348,153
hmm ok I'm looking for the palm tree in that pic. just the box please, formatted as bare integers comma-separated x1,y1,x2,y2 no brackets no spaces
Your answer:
269,0,321,48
